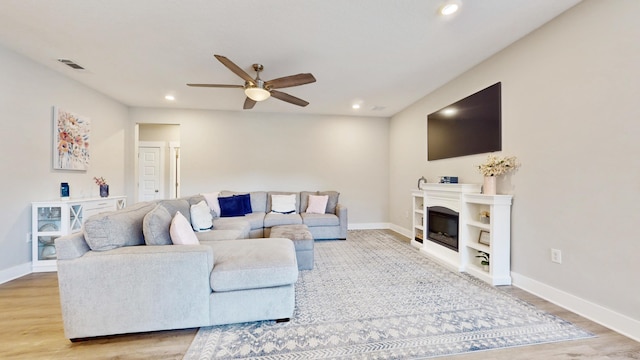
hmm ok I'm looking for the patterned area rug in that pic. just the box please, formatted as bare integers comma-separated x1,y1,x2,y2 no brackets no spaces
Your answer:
184,230,592,359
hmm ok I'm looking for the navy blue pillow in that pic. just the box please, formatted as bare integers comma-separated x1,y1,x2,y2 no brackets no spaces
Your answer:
218,196,245,217
236,193,252,215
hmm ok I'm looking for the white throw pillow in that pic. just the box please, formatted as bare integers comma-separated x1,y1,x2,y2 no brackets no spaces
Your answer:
271,194,296,214
306,194,329,214
201,191,221,217
190,200,213,232
170,211,200,245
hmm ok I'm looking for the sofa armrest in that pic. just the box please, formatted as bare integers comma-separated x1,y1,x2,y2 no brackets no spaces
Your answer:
55,232,91,260
336,203,348,239
56,244,213,339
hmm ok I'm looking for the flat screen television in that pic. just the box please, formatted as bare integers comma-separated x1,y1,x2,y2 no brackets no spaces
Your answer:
427,82,501,161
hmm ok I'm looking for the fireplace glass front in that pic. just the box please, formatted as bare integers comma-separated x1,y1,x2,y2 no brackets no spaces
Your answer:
427,206,459,252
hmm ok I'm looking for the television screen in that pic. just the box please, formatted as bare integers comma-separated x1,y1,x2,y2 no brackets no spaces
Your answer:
427,82,501,161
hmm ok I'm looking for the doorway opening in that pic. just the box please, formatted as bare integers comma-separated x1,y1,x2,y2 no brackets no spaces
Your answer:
136,124,180,202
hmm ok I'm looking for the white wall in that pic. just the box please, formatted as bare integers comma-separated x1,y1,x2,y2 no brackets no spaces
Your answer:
129,108,390,225
0,45,129,280
390,0,640,329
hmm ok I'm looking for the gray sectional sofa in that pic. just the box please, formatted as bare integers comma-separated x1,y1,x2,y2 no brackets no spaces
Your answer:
54,191,347,340
212,190,347,240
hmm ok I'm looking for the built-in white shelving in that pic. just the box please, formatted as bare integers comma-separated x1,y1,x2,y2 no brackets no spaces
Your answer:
460,193,513,285
411,185,513,286
411,190,425,249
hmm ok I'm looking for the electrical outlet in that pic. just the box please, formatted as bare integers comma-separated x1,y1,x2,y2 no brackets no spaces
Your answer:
26,232,32,243
551,248,562,264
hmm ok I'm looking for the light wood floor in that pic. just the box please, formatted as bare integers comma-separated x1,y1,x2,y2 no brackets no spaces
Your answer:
2,232,639,359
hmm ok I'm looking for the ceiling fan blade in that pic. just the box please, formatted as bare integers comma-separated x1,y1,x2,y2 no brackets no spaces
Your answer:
270,90,310,107
187,83,243,88
214,55,255,84
243,97,257,109
266,73,316,89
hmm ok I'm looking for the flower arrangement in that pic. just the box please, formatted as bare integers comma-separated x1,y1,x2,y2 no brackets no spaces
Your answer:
93,177,107,186
478,155,519,177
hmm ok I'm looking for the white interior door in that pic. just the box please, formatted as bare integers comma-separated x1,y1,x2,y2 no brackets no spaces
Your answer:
138,146,163,202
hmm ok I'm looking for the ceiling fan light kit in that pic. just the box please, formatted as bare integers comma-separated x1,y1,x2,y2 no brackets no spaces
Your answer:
187,55,316,110
244,78,271,102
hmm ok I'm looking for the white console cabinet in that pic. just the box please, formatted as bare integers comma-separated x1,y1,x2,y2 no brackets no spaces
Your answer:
32,196,126,272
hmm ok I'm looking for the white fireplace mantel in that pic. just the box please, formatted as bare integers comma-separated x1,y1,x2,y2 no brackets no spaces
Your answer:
411,183,513,286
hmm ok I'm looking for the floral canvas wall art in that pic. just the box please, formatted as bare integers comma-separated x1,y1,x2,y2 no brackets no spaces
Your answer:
53,107,90,170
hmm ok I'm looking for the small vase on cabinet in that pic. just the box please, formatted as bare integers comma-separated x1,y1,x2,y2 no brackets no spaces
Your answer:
99,184,109,198
483,176,496,195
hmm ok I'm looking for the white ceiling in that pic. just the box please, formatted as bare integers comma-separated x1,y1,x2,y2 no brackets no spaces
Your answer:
0,0,582,117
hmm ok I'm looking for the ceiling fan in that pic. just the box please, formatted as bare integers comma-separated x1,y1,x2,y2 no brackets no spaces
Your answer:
187,55,316,110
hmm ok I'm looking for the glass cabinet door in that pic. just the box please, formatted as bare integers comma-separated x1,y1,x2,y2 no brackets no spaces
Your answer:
36,206,62,261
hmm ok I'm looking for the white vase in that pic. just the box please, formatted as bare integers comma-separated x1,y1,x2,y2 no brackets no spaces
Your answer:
483,176,496,195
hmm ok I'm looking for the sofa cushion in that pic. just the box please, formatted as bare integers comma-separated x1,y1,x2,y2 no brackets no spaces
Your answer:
196,230,244,242
190,200,213,231
242,212,265,230
218,196,246,217
83,201,157,251
159,199,191,221
209,238,298,292
306,194,329,214
170,211,200,245
299,191,314,213
318,191,340,214
201,191,221,217
264,213,303,228
267,192,300,213
211,218,251,238
249,191,267,213
236,193,252,214
143,204,173,246
301,213,340,227
219,191,266,214
270,194,296,214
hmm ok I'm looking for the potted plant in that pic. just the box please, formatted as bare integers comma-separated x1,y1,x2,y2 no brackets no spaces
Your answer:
476,251,490,272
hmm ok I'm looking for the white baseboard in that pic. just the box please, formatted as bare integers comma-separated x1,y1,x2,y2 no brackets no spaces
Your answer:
0,262,32,285
348,222,390,230
388,224,412,239
512,272,640,342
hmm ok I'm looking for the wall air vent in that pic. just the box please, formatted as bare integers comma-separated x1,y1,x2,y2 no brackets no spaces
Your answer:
57,59,85,70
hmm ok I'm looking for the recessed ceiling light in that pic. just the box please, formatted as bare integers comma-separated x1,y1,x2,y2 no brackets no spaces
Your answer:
352,104,361,110
439,2,460,16
165,95,175,101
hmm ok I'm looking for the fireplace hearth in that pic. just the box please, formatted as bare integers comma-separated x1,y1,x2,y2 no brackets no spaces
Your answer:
427,206,459,252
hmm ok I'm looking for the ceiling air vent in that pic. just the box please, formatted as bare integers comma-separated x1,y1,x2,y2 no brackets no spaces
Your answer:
57,59,85,70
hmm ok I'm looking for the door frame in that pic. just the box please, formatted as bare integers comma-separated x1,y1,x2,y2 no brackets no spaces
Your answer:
138,141,165,202
168,141,181,199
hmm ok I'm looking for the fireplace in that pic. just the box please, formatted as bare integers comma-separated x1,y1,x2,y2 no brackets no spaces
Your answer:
427,206,459,252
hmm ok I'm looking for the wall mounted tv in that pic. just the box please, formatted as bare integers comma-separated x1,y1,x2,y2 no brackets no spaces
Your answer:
427,82,501,161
